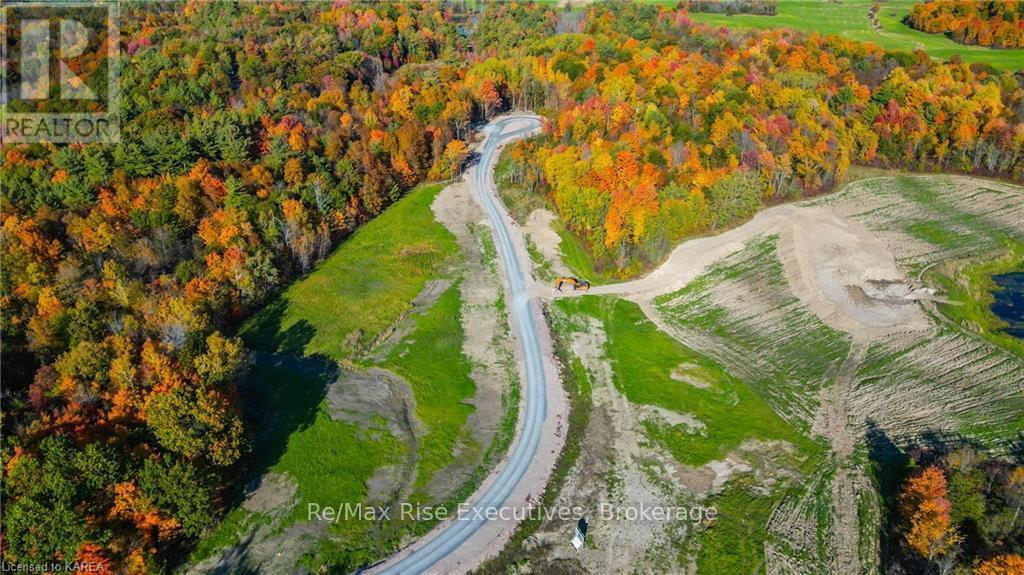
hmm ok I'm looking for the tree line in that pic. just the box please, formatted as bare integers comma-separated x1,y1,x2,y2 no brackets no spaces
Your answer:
499,2,1024,274
0,1,550,571
678,0,778,16
907,0,1024,49
3,0,1024,571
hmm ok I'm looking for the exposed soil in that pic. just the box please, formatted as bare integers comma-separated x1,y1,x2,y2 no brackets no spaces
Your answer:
327,367,421,445
426,177,513,499
669,363,712,389
189,520,328,575
530,317,693,574
522,208,569,274
514,313,806,574
776,207,931,337
366,279,452,364
327,367,421,505
537,175,1023,574
242,472,299,517
640,404,707,436
582,204,932,339
818,340,870,575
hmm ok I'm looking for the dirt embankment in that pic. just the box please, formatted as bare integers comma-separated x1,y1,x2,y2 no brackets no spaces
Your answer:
428,178,516,498
585,203,934,339
537,175,1023,573
529,317,692,574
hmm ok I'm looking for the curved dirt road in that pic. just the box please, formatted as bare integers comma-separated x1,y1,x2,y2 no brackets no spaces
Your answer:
372,115,566,575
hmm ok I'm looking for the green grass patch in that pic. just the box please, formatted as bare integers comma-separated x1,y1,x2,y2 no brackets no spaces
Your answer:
277,412,401,523
553,220,619,286
239,183,458,361
884,176,1023,272
555,296,818,467
655,235,850,429
525,236,555,282
384,284,476,499
198,183,491,570
250,360,403,524
927,240,1024,358
697,477,776,575
906,220,962,248
188,507,270,564
687,0,1024,71
191,357,404,568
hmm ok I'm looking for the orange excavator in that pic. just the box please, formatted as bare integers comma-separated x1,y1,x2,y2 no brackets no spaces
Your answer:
555,276,590,292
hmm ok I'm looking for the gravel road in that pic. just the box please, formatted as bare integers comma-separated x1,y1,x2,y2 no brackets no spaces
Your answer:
371,114,567,575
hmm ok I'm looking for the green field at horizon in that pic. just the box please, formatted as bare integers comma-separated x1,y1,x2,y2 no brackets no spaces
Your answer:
686,0,1024,71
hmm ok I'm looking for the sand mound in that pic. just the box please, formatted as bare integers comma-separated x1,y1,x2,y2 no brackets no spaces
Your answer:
778,207,930,337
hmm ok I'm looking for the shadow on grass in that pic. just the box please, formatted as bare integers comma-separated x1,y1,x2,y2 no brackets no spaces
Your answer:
174,303,339,571
193,301,338,564
243,351,338,473
234,295,337,473
239,297,316,357
198,532,262,575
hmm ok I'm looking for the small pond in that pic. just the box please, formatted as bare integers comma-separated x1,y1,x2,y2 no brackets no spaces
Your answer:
991,272,1024,338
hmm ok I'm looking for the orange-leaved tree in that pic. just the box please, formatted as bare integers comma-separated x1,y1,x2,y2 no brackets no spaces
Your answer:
900,465,963,567
973,554,1024,575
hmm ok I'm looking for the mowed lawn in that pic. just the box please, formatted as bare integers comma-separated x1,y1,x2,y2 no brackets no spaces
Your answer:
240,183,459,361
686,0,1024,71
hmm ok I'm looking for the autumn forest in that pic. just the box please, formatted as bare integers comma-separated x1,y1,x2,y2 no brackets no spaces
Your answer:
2,1,1023,573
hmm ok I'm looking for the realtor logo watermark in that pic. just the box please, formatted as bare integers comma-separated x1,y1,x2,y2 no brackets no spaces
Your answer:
1,1,120,143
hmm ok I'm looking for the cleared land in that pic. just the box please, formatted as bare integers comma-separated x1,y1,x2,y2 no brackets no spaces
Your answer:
240,184,458,361
649,175,1023,572
551,296,821,574
810,176,1024,448
502,173,1022,573
187,183,516,573
654,235,852,431
686,0,1024,71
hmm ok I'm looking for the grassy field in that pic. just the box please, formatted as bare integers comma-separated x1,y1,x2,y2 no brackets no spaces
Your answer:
240,183,459,361
642,236,847,571
556,296,818,467
384,283,476,500
686,0,1024,71
193,184,484,570
553,295,822,571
